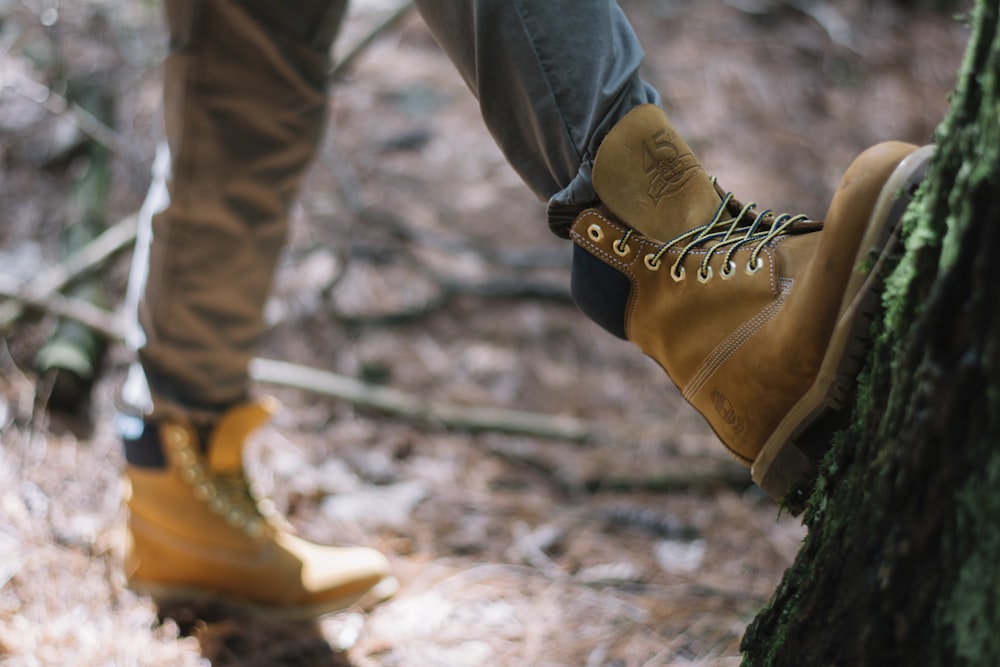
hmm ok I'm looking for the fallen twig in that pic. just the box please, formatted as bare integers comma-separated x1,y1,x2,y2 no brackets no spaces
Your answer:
0,275,123,341
585,467,752,493
0,213,138,332
34,76,119,408
249,357,595,442
482,437,750,494
329,1,416,80
0,284,597,442
790,0,857,53
7,67,139,162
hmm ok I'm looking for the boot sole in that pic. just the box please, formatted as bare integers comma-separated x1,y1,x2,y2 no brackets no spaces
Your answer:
751,145,935,500
130,574,399,622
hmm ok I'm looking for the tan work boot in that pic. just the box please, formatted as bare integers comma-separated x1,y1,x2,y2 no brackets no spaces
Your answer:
571,104,932,499
122,397,392,620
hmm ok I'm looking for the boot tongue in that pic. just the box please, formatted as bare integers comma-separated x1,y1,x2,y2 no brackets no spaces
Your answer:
593,104,723,242
207,397,280,474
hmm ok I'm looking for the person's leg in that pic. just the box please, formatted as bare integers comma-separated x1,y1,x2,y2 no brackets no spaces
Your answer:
413,0,661,237
139,0,344,425
414,1,932,500
122,0,392,618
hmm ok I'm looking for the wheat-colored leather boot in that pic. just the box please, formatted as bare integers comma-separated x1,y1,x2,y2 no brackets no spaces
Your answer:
571,104,932,499
122,398,392,619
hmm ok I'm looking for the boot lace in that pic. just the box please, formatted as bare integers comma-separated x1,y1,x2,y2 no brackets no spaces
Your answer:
637,179,811,282
167,424,277,539
210,473,277,536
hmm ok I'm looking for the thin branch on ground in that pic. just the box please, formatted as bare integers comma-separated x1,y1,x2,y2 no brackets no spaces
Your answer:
6,68,140,163
0,276,124,341
483,437,750,494
249,357,595,443
0,285,599,442
584,467,752,494
329,1,416,80
0,213,138,332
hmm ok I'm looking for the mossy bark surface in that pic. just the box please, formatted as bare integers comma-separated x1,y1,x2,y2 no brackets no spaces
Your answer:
741,2,1000,665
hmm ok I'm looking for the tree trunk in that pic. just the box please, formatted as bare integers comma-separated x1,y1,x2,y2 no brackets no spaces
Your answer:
741,3,1000,665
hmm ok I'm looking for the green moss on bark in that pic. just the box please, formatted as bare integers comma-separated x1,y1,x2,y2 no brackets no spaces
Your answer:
943,452,1000,663
741,2,1000,665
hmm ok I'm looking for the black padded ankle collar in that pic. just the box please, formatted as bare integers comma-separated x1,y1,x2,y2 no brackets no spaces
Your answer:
117,414,167,468
570,244,630,340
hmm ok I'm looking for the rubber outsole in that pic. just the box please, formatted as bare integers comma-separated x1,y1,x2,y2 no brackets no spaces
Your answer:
751,145,935,500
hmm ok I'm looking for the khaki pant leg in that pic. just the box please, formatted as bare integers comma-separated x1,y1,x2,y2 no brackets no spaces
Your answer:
139,0,345,421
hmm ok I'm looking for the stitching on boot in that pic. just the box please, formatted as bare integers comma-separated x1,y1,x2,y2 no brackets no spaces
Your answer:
570,212,633,271
683,277,794,402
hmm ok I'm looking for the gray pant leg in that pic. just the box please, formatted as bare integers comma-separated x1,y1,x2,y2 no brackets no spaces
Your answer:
413,0,661,237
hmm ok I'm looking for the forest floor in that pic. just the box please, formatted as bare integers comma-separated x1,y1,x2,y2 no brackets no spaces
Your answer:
0,1,969,665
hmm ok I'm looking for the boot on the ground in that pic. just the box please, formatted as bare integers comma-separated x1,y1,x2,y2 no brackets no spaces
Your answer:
571,104,932,499
121,397,392,620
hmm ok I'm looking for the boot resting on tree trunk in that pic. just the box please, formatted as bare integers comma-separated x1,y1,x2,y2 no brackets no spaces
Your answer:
121,398,393,620
570,104,933,500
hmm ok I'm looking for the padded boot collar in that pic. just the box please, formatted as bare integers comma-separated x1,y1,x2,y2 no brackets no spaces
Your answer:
206,396,280,474
592,104,723,242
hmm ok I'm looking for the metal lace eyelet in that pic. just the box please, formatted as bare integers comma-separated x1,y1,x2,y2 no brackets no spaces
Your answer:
180,463,204,484
164,426,188,448
175,447,196,465
644,254,662,271
244,519,265,538
721,260,737,280
226,509,247,528
613,240,631,257
209,496,227,514
257,498,277,518
697,266,714,284
671,265,686,282
587,223,605,242
193,481,217,501
746,256,764,275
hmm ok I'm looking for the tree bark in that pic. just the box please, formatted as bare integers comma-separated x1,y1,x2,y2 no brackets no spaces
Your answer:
741,2,1000,665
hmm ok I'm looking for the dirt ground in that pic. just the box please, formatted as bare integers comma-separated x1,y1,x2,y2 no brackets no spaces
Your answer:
0,1,969,665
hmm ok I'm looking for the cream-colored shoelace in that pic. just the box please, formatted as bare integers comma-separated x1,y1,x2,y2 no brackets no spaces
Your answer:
628,181,810,282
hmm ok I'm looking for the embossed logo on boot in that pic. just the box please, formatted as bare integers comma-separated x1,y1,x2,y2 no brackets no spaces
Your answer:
709,388,746,435
642,131,701,206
